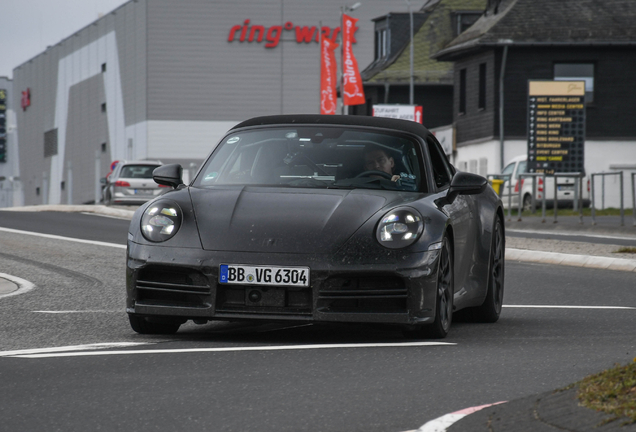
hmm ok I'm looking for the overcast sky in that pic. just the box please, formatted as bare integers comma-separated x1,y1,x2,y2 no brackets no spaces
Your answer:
0,0,129,78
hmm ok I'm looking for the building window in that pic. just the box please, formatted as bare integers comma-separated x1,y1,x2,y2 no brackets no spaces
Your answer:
459,68,467,114
478,63,486,110
554,63,594,103
101,63,106,72
101,103,107,112
44,128,58,157
454,12,481,36
101,142,107,153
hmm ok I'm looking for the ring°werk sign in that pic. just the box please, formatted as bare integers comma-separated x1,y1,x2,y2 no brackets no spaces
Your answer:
228,19,358,49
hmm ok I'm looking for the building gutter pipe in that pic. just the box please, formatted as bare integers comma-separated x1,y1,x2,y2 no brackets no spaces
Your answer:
499,43,509,171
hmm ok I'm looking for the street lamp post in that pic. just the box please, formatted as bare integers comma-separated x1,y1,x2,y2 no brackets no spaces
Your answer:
340,2,361,115
405,0,414,105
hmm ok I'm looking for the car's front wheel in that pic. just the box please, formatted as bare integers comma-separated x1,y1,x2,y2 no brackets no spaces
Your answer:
473,217,505,322
128,314,182,334
403,235,453,339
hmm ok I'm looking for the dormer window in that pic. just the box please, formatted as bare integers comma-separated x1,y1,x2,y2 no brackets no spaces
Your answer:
454,12,482,37
375,28,389,60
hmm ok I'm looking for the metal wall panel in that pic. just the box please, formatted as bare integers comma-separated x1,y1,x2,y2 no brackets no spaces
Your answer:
146,0,417,122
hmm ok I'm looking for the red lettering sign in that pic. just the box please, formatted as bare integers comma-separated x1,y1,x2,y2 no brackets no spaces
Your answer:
21,88,31,111
227,20,356,49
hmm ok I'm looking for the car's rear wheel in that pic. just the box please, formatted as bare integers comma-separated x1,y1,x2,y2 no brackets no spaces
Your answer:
472,218,505,322
522,194,533,211
403,236,453,339
128,314,182,334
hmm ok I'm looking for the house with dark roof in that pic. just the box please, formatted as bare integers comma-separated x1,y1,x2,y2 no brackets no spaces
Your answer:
352,0,487,131
432,0,636,206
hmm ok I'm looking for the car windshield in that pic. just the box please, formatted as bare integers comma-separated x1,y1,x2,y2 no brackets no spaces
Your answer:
193,127,425,192
119,165,160,179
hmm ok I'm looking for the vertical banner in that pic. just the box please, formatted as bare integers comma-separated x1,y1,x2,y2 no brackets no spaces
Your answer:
320,37,338,115
342,14,365,106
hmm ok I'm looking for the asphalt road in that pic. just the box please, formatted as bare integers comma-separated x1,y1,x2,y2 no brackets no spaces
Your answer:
0,212,635,431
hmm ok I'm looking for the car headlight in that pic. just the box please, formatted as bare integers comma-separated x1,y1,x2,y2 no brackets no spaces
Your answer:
141,201,182,242
376,208,424,249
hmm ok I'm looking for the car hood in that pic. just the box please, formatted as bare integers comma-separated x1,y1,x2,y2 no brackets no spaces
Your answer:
190,187,406,254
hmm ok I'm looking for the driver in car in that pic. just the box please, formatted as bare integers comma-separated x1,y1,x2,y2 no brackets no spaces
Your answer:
364,147,401,182
363,146,417,190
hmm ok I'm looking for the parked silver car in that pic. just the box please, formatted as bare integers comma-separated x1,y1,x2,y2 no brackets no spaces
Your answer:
102,160,167,205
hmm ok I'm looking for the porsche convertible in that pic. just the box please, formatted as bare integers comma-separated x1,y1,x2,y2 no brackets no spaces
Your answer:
126,115,505,338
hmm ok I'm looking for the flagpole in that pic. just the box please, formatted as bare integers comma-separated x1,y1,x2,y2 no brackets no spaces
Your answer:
319,20,323,113
340,6,345,115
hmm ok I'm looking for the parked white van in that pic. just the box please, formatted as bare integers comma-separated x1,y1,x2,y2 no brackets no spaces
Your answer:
496,155,590,210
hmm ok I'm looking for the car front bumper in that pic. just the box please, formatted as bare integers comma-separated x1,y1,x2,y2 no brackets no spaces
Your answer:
126,241,442,326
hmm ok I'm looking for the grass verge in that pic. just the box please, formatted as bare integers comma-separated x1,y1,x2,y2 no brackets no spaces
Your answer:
613,247,636,254
577,360,636,425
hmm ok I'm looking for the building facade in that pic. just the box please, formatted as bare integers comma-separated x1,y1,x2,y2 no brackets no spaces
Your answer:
434,0,636,208
0,76,21,207
13,0,416,206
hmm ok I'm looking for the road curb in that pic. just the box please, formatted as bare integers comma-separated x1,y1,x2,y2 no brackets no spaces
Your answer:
506,248,636,272
0,204,136,219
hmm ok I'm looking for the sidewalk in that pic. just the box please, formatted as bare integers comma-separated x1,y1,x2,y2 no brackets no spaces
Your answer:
446,387,636,431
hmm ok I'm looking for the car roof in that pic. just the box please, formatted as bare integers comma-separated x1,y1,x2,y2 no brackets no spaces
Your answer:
117,160,163,166
506,154,527,165
231,115,432,139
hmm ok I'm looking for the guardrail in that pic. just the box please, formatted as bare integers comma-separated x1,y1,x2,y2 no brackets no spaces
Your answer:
516,173,547,222
632,173,636,227
590,171,624,226
552,173,584,224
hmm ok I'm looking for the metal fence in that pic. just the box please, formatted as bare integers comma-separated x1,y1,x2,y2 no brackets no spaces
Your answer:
590,171,625,226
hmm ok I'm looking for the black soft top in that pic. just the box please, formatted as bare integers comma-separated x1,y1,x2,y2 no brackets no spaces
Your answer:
231,115,431,139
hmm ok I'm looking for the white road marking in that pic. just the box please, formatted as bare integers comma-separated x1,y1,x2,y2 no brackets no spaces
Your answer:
0,342,151,357
11,341,455,359
32,310,121,314
0,273,36,299
413,402,506,432
507,228,636,242
0,227,125,249
80,211,130,220
504,305,635,310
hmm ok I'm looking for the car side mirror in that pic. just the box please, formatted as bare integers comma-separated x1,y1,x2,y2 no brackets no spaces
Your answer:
153,164,184,189
442,172,488,205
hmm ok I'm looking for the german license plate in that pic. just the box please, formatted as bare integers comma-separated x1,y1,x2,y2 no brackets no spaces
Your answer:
219,264,309,287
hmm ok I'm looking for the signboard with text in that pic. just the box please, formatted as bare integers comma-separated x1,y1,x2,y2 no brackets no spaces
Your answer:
527,80,586,174
373,104,423,124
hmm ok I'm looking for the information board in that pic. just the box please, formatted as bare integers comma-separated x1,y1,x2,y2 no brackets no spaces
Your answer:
373,104,423,124
0,88,6,163
527,81,586,174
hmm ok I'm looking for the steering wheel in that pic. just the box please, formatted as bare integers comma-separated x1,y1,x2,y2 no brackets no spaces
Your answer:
355,170,393,180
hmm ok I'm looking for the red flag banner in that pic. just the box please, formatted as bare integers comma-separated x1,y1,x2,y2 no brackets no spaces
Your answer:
342,14,365,106
320,37,338,115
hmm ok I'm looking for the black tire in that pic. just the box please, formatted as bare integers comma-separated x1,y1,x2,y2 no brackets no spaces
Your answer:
128,314,181,335
403,236,454,339
522,194,533,212
472,218,505,322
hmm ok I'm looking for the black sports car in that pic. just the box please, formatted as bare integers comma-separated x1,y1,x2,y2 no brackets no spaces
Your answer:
126,115,505,338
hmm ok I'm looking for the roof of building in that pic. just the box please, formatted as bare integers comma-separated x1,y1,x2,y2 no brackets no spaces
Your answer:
434,0,636,60
361,0,487,85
